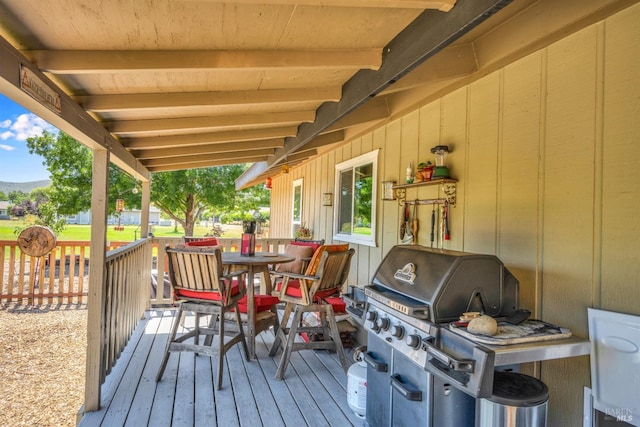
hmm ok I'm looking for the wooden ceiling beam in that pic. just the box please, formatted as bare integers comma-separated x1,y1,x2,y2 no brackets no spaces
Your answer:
146,156,269,172
141,149,273,165
28,49,382,74
134,143,278,160
121,128,293,150
75,87,341,112
106,110,316,135
181,0,456,12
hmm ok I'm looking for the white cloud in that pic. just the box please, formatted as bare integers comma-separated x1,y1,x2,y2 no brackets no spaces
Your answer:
0,119,11,128
0,143,15,151
0,130,14,140
10,113,56,140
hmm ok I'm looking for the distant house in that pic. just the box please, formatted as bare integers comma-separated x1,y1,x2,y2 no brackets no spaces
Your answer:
66,205,162,226
0,201,9,219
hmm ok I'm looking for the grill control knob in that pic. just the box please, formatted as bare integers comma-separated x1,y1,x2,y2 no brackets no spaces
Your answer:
391,325,404,339
366,311,378,322
406,334,422,349
376,317,390,331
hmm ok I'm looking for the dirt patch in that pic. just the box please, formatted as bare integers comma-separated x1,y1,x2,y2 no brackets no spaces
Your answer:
0,303,87,426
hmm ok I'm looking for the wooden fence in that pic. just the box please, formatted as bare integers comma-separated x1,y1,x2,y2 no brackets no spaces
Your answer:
1,237,292,306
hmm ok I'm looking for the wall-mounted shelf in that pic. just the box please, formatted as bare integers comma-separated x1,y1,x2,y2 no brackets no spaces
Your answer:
393,178,458,206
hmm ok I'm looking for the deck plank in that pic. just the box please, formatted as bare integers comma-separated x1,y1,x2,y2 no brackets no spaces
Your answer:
298,349,362,425
226,344,263,426
287,351,354,426
193,357,216,427
78,310,153,427
148,312,181,427
124,311,173,426
254,334,308,427
173,352,196,426
78,310,360,427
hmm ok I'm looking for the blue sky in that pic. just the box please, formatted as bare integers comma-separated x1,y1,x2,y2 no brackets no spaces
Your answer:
0,94,58,182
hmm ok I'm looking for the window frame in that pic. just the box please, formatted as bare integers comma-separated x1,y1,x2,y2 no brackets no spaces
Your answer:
332,149,378,247
291,178,303,236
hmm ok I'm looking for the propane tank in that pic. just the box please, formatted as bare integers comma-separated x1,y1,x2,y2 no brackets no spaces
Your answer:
347,346,367,419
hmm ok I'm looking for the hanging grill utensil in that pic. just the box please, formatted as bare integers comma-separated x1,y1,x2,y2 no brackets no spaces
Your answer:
402,202,414,244
412,202,419,245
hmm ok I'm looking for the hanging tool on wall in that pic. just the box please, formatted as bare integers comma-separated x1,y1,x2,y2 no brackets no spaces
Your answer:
430,204,436,247
444,200,450,241
400,202,408,238
401,202,413,244
412,202,419,245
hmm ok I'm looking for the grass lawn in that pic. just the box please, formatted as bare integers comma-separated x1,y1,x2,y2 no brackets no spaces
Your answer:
0,220,243,241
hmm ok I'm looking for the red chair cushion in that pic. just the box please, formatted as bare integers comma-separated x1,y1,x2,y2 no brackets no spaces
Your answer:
323,296,347,313
185,238,219,247
237,294,279,313
289,240,323,253
175,281,240,301
279,279,338,301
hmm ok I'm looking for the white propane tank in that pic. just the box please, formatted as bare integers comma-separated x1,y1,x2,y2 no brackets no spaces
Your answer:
347,346,367,419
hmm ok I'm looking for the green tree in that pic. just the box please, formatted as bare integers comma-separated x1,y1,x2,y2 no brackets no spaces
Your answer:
27,131,270,237
151,166,249,236
8,190,28,204
27,131,140,215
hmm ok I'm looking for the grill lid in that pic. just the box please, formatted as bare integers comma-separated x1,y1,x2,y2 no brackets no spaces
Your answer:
369,245,518,322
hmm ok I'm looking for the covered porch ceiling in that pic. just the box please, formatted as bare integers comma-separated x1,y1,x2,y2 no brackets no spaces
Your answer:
0,0,632,188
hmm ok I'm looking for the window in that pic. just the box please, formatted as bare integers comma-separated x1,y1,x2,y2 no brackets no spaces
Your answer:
333,150,378,246
292,178,303,236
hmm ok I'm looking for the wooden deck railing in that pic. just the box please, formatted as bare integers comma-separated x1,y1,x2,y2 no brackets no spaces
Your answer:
150,236,291,305
100,238,152,381
1,237,293,306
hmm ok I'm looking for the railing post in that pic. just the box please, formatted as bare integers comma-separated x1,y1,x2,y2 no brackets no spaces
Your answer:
84,149,109,412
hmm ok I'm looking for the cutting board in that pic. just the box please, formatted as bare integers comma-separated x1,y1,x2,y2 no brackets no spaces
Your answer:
449,319,572,345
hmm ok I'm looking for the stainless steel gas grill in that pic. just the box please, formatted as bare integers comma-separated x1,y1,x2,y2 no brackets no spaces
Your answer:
363,245,590,427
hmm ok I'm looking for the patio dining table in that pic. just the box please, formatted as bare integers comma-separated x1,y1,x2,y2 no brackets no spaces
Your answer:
221,252,295,358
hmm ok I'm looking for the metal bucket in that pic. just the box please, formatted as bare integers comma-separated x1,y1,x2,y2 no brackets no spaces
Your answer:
479,371,549,427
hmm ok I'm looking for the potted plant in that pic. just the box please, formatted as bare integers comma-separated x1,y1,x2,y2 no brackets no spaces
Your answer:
295,223,313,239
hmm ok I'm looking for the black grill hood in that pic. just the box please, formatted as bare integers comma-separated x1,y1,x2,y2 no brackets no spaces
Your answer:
369,245,519,323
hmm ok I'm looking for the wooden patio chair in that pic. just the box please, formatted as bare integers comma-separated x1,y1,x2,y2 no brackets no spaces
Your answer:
156,245,249,390
270,239,325,297
269,247,355,380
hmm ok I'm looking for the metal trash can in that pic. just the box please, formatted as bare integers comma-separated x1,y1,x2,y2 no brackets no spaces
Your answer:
479,371,549,427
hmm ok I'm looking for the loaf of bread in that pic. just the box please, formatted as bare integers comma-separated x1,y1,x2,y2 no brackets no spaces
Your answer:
467,315,498,336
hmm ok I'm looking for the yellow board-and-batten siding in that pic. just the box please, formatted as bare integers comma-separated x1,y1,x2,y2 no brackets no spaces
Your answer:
268,4,640,426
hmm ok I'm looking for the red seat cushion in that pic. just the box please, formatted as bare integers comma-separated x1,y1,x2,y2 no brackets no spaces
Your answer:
323,296,347,313
289,240,323,253
185,238,219,247
237,294,279,313
279,279,338,301
175,281,240,301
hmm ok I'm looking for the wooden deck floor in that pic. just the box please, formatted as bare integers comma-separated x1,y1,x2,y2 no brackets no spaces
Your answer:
78,309,366,427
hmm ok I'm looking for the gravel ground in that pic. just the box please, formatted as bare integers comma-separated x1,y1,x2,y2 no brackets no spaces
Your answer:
0,304,87,427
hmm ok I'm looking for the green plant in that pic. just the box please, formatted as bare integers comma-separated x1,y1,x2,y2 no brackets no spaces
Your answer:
295,223,313,239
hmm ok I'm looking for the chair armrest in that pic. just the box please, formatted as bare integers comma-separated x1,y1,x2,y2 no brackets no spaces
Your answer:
277,271,320,281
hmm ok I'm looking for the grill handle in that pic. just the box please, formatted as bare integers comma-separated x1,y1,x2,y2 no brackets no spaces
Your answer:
364,351,388,372
391,374,423,401
424,340,475,373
